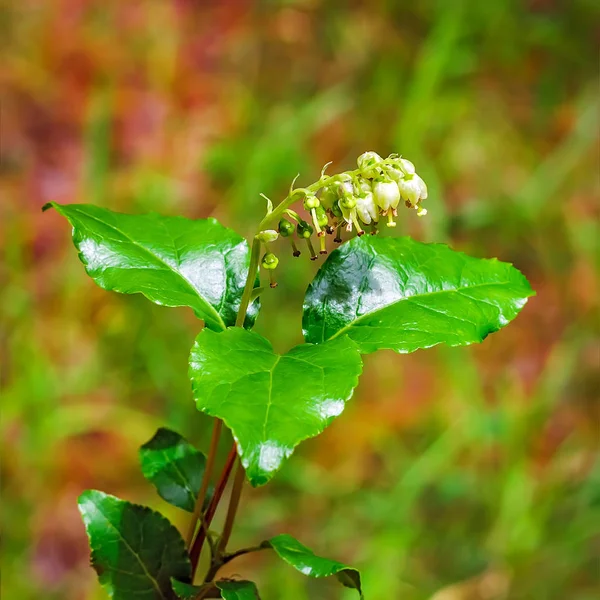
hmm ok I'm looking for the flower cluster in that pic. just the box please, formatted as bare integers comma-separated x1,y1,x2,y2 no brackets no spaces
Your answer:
257,152,428,286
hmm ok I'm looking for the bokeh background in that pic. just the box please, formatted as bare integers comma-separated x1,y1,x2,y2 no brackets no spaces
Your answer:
2,1,599,599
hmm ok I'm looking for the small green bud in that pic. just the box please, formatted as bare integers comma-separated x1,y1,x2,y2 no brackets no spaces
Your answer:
278,218,295,237
303,192,320,211
256,229,279,243
261,252,279,270
296,220,313,239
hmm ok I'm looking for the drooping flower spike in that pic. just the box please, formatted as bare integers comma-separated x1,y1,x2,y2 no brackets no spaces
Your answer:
256,151,428,282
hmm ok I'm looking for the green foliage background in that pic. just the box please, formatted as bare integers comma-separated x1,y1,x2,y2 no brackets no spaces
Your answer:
2,1,598,599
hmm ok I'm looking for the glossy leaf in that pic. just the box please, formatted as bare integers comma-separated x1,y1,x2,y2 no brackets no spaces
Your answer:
78,490,191,600
171,580,260,600
139,428,207,512
265,534,362,598
44,202,258,330
170,580,208,599
303,235,534,353
189,328,362,486
217,580,261,600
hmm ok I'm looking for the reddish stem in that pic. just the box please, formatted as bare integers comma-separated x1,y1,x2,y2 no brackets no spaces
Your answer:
189,444,237,578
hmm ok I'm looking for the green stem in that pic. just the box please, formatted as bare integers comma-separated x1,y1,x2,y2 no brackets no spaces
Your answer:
235,237,261,328
194,167,358,582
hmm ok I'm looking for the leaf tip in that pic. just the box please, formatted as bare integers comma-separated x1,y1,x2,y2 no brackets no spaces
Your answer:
41,201,57,213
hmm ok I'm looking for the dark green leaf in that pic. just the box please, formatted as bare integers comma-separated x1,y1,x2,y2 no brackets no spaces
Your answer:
78,490,191,600
170,579,204,599
139,428,207,512
189,328,362,486
264,534,362,598
217,580,261,600
44,202,258,330
303,236,534,353
171,579,211,599
171,580,260,600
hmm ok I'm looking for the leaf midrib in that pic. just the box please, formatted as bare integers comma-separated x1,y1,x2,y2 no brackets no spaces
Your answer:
328,279,514,342
70,206,226,330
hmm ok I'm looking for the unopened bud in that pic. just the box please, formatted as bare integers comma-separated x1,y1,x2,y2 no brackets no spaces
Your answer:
256,229,279,243
261,252,279,270
278,218,295,237
296,220,313,239
303,192,320,211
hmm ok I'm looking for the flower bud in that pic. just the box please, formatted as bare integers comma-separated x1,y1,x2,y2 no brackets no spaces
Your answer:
357,151,384,179
255,229,279,244
373,180,400,212
399,158,416,175
278,218,295,237
261,252,279,270
296,220,313,239
303,192,320,211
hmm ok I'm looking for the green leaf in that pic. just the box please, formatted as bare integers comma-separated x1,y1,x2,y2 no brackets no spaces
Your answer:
264,534,362,598
189,328,362,486
303,236,534,353
170,579,205,599
44,202,259,330
217,580,261,600
139,428,207,513
78,490,191,600
171,580,260,600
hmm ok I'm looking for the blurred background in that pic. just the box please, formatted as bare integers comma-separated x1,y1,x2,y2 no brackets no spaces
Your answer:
2,1,599,599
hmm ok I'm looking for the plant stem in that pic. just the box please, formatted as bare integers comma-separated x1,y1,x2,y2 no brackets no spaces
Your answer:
235,238,261,328
216,459,246,554
193,171,353,580
189,444,237,578
187,419,223,548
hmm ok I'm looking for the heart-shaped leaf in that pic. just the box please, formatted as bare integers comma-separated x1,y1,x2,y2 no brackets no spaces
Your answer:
139,428,208,513
45,203,259,330
264,534,362,598
303,236,534,353
189,328,362,486
78,490,191,600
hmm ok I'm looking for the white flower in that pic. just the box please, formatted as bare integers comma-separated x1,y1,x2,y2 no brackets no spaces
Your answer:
356,192,378,224
357,151,384,179
373,180,400,212
398,174,427,207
